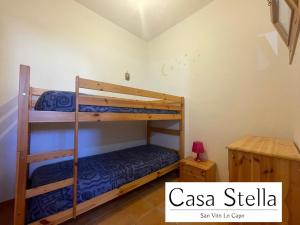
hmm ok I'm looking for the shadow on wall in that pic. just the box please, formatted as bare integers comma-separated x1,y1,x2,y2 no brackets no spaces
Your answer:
150,120,180,151
0,96,18,202
0,97,146,202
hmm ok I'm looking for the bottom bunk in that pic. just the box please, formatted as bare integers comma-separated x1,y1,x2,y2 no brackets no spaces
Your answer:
27,145,179,224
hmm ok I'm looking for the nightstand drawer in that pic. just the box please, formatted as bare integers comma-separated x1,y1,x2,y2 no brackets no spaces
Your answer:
180,164,206,182
180,166,205,182
179,157,216,182
181,164,206,177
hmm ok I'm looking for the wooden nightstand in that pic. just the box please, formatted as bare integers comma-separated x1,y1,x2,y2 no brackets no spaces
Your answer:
179,157,216,182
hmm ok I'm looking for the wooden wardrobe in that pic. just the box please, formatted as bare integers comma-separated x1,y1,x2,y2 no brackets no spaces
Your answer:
227,136,300,225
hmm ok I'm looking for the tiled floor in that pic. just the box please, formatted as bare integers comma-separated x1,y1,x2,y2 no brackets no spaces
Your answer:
2,172,221,225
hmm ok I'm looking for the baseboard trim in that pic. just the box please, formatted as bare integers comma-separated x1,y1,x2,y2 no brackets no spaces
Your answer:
0,198,14,225
0,198,14,208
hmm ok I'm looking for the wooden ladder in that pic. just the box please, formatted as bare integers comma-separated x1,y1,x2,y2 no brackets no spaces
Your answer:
13,65,79,225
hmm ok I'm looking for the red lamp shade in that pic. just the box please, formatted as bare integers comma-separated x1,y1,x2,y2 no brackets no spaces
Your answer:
192,141,205,153
192,141,205,161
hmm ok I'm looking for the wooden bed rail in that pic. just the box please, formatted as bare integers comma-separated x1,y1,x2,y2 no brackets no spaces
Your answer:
78,95,181,111
31,87,49,97
25,178,74,199
30,87,182,104
150,127,180,136
14,65,30,225
29,87,182,110
30,87,49,108
30,91,181,110
78,77,182,102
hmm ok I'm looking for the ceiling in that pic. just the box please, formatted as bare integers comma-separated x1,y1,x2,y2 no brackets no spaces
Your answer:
75,0,213,41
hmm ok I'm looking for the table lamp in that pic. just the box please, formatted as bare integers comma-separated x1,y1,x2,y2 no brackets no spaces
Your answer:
192,141,205,161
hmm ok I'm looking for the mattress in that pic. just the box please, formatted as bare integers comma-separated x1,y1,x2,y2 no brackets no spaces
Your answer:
27,145,179,222
34,91,178,114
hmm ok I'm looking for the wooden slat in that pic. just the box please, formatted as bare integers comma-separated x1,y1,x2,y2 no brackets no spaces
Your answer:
150,99,181,105
27,149,74,163
73,76,79,218
29,87,33,109
31,99,38,108
26,178,73,199
78,112,181,122
14,65,30,225
28,208,73,225
79,78,181,101
29,111,75,123
76,188,120,216
179,97,185,159
80,94,181,105
29,111,182,123
28,162,179,225
31,87,49,97
150,127,180,136
78,95,181,111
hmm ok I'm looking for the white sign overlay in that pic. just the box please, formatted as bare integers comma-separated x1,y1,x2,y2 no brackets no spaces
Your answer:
165,182,282,223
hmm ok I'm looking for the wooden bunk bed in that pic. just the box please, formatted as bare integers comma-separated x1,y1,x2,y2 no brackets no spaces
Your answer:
14,65,185,225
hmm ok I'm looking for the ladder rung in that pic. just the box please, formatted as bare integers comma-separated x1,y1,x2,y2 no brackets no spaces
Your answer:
150,127,180,136
27,149,74,163
26,178,73,199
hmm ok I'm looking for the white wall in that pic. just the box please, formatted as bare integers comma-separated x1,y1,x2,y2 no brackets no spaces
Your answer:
146,0,300,181
292,60,300,148
0,0,148,202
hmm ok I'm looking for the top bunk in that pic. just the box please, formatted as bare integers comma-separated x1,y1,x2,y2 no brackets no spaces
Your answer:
19,65,184,123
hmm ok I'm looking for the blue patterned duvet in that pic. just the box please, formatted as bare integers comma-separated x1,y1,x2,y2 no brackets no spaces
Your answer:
27,145,179,222
34,91,178,114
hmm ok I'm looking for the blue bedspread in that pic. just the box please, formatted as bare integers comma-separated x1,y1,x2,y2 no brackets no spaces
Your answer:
34,91,178,114
27,145,179,222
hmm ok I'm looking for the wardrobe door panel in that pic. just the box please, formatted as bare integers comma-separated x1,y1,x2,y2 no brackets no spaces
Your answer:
229,150,253,182
288,161,300,224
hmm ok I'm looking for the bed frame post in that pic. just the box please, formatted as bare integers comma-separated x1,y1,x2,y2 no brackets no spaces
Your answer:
14,65,31,225
73,76,79,219
179,97,185,159
146,121,151,144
